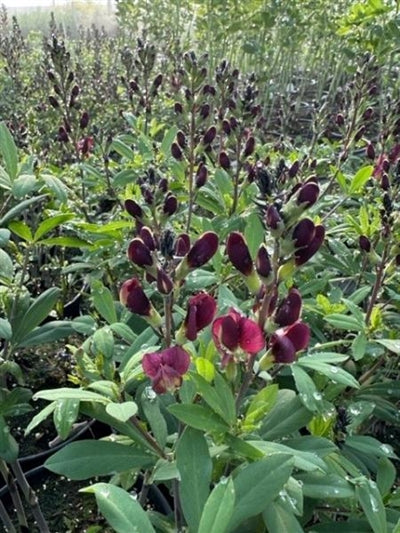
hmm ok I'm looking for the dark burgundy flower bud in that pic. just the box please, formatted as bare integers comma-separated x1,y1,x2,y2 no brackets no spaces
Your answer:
226,232,253,276
203,84,216,96
67,71,74,84
187,232,218,268
163,194,178,216
199,103,210,120
80,111,89,129
271,321,310,363
381,173,390,191
127,238,153,267
53,84,62,96
158,178,168,193
288,160,299,178
157,268,174,295
294,225,325,265
196,164,208,188
177,131,186,149
265,205,283,231
336,113,345,126
71,84,80,97
171,142,183,160
297,182,319,207
183,292,217,341
230,117,238,130
395,254,400,267
49,96,59,108
366,142,375,160
125,199,143,219
153,73,163,89
354,125,365,142
292,218,315,248
77,136,94,155
143,188,154,205
222,119,231,135
47,70,56,82
174,102,183,114
120,278,151,316
219,151,230,170
255,245,272,282
203,126,217,145
129,80,139,92
382,159,390,172
139,226,156,251
364,107,373,120
243,136,255,157
58,126,69,142
389,144,400,163
369,85,378,96
175,233,191,256
275,288,302,327
359,235,371,252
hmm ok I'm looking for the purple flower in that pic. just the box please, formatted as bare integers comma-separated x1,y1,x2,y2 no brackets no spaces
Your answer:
255,245,272,284
294,225,325,265
127,238,154,268
270,321,310,363
187,232,218,268
212,308,265,366
120,278,151,316
226,232,253,276
142,346,190,394
183,292,217,341
274,288,302,327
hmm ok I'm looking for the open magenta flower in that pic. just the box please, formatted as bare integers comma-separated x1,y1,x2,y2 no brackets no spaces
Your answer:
212,308,265,366
270,321,310,364
183,292,217,341
142,346,190,394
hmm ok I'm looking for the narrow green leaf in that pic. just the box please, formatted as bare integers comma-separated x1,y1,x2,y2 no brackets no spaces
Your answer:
262,500,303,533
0,318,12,340
229,454,294,529
260,391,313,440
0,249,14,282
160,125,178,157
291,365,321,412
53,399,80,440
18,320,74,347
8,220,33,242
377,457,396,497
38,236,92,248
349,165,373,194
81,483,155,533
0,228,10,246
42,174,69,203
33,213,74,241
167,404,229,433
25,402,56,435
0,194,47,226
297,472,355,499
33,387,110,404
91,281,118,324
243,384,278,428
11,174,36,198
244,212,265,257
45,440,155,480
325,313,363,331
297,359,359,389
177,427,212,532
110,139,134,160
376,339,400,355
0,122,18,180
0,416,18,462
198,478,235,533
356,479,387,533
12,287,61,344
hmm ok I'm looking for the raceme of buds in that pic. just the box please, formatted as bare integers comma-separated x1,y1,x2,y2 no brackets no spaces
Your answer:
270,321,310,364
142,346,190,394
125,199,143,219
212,308,265,366
120,278,162,328
274,288,302,327
127,238,154,269
294,225,325,265
182,292,217,341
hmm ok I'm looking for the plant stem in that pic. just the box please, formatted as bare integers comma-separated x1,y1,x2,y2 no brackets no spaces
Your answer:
235,353,257,413
10,461,50,533
186,97,196,234
0,460,27,529
173,478,183,532
0,498,16,533
129,416,167,459
230,136,242,216
164,293,173,348
365,241,389,326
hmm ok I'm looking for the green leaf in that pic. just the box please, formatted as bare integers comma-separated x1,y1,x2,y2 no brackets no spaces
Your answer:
377,457,396,497
325,313,363,331
297,472,355,499
243,384,278,429
8,220,32,241
42,174,69,203
140,389,167,448
53,399,80,440
0,248,14,282
168,404,229,433
0,415,18,462
0,228,10,246
160,125,178,157
0,194,47,226
177,427,212,532
25,402,56,435
110,322,136,343
91,281,118,324
352,332,367,361
38,236,92,248
110,139,135,160
33,387,110,404
244,212,264,257
297,359,359,389
262,500,303,533
18,320,74,347
229,454,294,529
247,440,326,472
81,483,155,533
0,122,18,180
12,287,61,344
190,373,236,426
0,318,12,340
356,479,387,533
291,365,322,412
349,165,373,194
11,174,36,198
198,478,235,533
92,327,115,359
33,213,74,241
105,401,138,422
260,390,313,440
375,339,400,355
45,440,155,480
0,166,11,190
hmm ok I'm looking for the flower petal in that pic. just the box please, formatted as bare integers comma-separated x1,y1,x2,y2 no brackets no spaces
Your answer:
284,321,310,352
142,352,163,378
271,334,296,364
239,317,265,354
161,346,191,376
